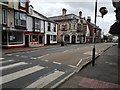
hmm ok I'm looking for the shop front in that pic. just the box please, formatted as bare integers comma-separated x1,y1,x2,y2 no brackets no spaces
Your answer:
25,32,44,47
2,30,25,48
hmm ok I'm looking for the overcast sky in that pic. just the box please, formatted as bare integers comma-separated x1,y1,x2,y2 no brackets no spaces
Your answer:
30,0,116,35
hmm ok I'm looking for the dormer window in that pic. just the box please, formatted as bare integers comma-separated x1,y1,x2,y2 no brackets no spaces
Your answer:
20,0,26,7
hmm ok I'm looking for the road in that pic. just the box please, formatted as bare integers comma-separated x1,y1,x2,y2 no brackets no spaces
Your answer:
1,43,115,89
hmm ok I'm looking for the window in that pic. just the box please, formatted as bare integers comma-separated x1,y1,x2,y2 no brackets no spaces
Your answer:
30,35,38,42
48,23,50,31
35,18,40,30
62,24,68,31
1,0,8,4
64,35,70,42
15,11,26,27
2,8,7,24
77,35,80,41
53,35,57,41
54,24,56,32
62,24,65,31
20,0,26,7
8,31,23,45
20,13,26,26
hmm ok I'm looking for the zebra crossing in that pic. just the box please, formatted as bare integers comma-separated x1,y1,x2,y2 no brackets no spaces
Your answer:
0,57,75,89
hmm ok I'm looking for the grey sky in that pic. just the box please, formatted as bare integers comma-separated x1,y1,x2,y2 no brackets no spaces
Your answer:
30,0,116,34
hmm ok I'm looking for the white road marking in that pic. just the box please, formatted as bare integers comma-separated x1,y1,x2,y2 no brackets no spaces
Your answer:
0,62,28,70
84,51,98,55
105,62,117,65
76,56,92,66
37,54,49,59
0,60,14,64
77,59,83,66
30,57,37,60
6,54,13,56
16,55,20,57
63,50,68,52
44,60,49,62
0,58,5,61
0,66,45,85
68,65,77,68
26,70,65,88
53,62,61,65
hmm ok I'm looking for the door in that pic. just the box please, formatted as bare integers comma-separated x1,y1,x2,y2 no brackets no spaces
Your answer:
47,35,50,45
25,35,29,47
72,35,76,44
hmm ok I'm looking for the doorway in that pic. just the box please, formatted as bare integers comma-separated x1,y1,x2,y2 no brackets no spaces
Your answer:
72,35,76,44
47,35,50,45
25,35,29,47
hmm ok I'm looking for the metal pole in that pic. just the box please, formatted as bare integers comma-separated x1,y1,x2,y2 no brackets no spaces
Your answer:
92,0,97,66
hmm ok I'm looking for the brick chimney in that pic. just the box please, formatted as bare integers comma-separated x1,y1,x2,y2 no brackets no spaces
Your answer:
79,11,82,19
62,8,67,16
87,16,91,23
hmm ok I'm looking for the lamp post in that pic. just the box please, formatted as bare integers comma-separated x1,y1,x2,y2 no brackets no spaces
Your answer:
92,0,97,66
92,0,108,66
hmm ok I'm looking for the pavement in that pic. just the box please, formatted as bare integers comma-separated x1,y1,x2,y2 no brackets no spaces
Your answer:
56,44,120,89
2,44,61,55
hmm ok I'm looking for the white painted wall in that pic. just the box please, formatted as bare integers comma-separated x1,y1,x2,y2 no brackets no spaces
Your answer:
44,21,57,44
41,20,44,33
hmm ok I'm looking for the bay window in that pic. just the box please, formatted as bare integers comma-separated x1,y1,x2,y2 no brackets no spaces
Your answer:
15,11,26,27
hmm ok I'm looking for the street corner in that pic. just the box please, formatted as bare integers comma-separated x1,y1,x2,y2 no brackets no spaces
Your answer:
79,77,120,89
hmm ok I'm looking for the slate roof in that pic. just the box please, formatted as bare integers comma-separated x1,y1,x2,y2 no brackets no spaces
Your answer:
49,14,79,21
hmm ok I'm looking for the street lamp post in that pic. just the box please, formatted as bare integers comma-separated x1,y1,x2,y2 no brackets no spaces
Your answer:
92,0,97,66
92,0,108,66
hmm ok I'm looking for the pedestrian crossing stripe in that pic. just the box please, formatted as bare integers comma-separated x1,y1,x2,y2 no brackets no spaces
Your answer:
0,60,14,64
0,65,45,85
0,58,4,60
26,70,65,88
0,62,28,70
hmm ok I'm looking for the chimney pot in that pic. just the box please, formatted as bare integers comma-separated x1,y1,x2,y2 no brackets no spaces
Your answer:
62,8,67,16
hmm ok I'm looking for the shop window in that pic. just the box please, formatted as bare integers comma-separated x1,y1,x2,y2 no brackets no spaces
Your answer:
53,35,57,41
30,35,38,42
8,31,23,45
2,8,7,24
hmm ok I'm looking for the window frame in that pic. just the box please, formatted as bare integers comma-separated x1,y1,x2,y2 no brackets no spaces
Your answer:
2,8,7,25
20,0,26,7
15,11,26,27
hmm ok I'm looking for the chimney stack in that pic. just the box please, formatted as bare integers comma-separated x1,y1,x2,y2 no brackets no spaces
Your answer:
79,11,82,19
87,16,91,23
62,8,67,16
